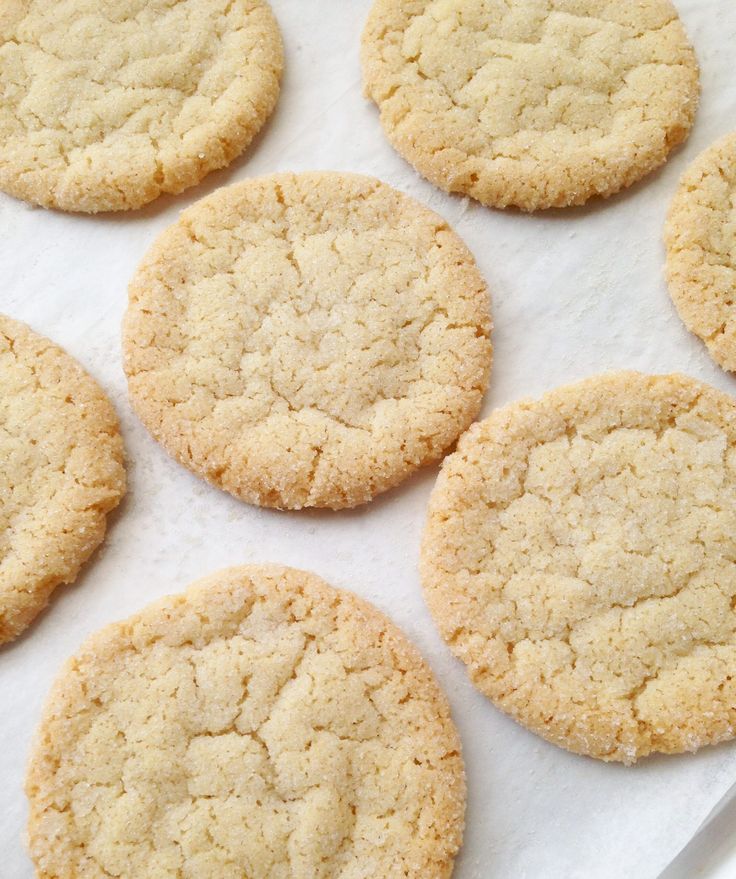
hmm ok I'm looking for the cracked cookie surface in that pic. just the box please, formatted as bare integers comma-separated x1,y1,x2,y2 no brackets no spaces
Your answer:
0,0,282,212
421,372,736,763
123,171,492,510
26,564,466,879
0,315,125,643
362,0,699,210
665,132,736,372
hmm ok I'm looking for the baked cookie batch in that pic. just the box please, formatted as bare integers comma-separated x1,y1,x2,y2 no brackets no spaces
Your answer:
2,0,736,876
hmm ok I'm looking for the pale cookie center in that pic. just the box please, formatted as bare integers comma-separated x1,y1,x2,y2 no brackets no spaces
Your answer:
474,426,736,697
400,0,682,158
0,428,55,565
0,352,74,566
173,223,457,432
53,622,441,876
2,0,260,160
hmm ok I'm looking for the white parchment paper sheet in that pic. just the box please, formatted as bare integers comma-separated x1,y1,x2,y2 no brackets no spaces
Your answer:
2,2,736,876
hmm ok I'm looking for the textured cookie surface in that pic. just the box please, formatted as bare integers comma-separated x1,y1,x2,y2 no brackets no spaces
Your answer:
0,315,125,643
665,133,736,372
421,372,736,763
362,0,699,210
0,0,282,212
123,171,492,510
26,565,465,879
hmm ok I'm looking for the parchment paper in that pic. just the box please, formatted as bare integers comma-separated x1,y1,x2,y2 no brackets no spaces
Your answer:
2,2,736,876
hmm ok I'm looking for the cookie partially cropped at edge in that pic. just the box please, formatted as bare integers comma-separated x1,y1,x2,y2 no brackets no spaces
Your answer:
0,315,125,643
421,371,736,764
123,171,492,510
0,0,283,213
362,0,699,211
26,564,466,879
665,132,736,372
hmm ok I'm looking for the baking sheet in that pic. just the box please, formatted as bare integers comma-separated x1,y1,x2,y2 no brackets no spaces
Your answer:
2,2,736,876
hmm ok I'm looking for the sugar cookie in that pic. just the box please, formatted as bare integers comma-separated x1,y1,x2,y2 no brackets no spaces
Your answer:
123,172,492,509
0,0,282,212
362,0,699,210
27,565,465,878
665,132,736,372
0,315,125,643
422,371,736,763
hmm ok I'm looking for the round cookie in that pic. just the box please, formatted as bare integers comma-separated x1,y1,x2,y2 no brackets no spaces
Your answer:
665,132,736,372
362,0,699,211
0,315,125,643
421,371,736,763
123,171,492,510
0,0,282,213
26,564,466,879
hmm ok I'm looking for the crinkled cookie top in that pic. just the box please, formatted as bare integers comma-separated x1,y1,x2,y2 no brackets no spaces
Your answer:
0,314,125,643
0,0,282,212
665,132,736,373
422,371,736,763
27,565,465,879
123,171,492,510
362,0,699,210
